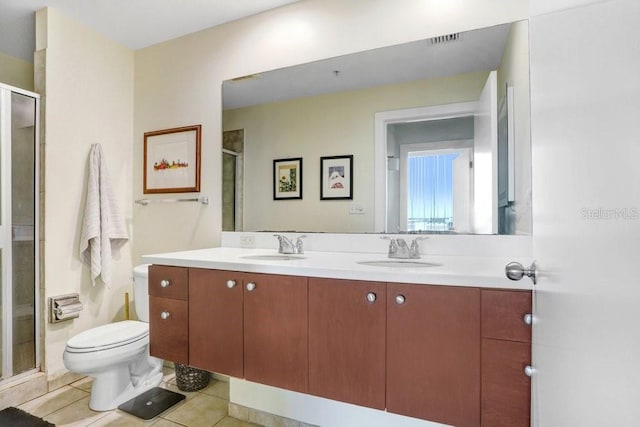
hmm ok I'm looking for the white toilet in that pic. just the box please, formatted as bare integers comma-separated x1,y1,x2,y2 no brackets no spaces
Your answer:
63,264,163,411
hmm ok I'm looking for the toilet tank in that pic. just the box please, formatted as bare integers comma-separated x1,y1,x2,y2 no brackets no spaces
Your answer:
133,264,150,322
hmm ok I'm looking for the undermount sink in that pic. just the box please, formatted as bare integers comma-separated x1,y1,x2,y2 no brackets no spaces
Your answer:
242,254,306,261
357,260,442,268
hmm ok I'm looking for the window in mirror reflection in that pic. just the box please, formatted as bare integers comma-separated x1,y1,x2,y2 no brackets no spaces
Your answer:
399,141,472,233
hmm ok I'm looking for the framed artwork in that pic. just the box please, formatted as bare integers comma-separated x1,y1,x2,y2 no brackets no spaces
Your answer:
320,155,353,200
144,125,201,194
273,157,303,200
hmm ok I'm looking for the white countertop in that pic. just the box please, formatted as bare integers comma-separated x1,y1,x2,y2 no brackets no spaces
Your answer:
142,247,533,290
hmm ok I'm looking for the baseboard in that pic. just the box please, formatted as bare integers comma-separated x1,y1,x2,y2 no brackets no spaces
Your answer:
229,402,318,427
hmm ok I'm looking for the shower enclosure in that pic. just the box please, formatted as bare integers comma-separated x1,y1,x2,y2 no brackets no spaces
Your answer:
0,83,40,382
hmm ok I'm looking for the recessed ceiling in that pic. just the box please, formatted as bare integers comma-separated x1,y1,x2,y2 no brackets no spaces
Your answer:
0,0,304,62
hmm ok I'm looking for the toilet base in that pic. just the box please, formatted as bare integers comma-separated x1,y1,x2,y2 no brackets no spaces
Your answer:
88,356,163,411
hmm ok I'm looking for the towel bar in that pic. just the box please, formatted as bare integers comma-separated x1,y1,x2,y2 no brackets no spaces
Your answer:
135,196,209,205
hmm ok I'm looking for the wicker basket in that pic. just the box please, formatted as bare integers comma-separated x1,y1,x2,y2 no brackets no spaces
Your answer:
175,363,210,392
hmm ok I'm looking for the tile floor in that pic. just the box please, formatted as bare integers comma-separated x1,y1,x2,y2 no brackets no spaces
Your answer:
17,367,260,427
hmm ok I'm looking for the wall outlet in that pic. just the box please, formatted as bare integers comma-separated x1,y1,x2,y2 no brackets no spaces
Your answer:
240,235,256,248
349,203,365,215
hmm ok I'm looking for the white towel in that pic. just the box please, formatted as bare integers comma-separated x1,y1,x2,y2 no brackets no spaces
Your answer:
79,143,128,287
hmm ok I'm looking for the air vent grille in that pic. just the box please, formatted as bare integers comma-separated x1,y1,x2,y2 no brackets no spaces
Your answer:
429,33,461,45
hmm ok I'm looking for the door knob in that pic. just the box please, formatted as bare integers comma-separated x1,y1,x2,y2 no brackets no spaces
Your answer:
505,261,537,285
366,292,377,303
160,311,171,320
246,282,256,291
160,279,170,288
226,280,236,289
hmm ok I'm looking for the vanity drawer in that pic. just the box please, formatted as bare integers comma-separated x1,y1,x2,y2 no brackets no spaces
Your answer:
149,265,188,300
481,289,532,342
149,296,188,364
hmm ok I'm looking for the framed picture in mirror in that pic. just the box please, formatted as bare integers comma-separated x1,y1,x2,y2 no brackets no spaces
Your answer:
320,155,353,200
273,157,303,200
143,125,201,194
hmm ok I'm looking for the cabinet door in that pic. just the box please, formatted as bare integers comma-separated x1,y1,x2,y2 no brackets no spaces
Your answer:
243,273,308,393
387,284,480,427
189,269,244,377
482,339,531,427
308,278,386,409
149,296,188,364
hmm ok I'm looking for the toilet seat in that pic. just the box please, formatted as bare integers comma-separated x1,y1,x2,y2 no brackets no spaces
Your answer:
66,320,148,354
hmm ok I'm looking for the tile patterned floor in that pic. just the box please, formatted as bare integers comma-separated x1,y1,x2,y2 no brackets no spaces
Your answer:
17,367,260,427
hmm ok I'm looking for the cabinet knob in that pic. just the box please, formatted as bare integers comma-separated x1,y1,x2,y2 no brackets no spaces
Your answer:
366,292,377,303
246,282,256,292
226,280,236,289
160,311,171,320
524,365,535,377
523,313,534,325
395,294,406,305
160,279,170,288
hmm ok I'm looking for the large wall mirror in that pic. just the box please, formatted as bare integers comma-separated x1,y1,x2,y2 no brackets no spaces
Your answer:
222,20,531,235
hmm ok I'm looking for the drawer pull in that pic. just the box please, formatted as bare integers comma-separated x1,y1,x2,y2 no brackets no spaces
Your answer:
160,279,170,288
160,311,171,320
227,280,236,289
366,292,377,303
524,313,534,325
246,282,256,292
524,365,535,377
395,295,406,305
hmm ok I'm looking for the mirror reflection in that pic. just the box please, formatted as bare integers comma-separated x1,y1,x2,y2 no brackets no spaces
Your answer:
222,20,531,235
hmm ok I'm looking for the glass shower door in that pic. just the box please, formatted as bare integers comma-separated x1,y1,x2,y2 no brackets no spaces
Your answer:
0,85,40,381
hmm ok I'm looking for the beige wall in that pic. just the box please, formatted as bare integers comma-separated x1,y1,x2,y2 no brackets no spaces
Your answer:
497,19,532,234
133,0,529,261
35,8,134,381
0,51,34,91
223,72,488,232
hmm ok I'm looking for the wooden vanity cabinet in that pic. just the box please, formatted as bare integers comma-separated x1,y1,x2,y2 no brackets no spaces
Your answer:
308,278,386,409
386,283,481,427
481,289,532,427
243,273,309,393
188,268,244,377
148,265,189,364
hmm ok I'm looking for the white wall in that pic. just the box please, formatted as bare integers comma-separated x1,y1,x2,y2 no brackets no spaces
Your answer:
35,8,134,381
133,0,530,262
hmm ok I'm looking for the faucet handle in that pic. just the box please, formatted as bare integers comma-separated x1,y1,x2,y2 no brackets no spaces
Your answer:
295,235,307,254
409,236,426,259
381,236,398,255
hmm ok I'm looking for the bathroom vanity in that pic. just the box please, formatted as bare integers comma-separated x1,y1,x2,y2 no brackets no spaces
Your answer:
144,247,532,427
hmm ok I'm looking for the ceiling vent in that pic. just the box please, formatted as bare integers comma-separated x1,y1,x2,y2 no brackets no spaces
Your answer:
429,33,461,45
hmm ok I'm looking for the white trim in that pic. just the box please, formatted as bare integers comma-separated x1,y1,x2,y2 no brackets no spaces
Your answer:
374,102,477,232
0,83,40,99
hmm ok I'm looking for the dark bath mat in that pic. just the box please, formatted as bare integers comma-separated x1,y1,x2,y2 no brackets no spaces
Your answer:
0,406,55,426
117,387,185,420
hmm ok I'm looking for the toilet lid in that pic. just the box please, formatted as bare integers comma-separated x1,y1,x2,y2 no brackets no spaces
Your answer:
66,320,149,352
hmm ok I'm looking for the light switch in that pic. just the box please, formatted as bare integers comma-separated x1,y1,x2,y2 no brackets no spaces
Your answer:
349,203,365,215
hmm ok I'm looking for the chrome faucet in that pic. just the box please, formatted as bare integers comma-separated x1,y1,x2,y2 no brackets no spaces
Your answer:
274,234,306,254
382,236,426,259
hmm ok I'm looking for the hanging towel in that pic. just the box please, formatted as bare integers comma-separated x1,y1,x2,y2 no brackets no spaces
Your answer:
79,143,128,287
